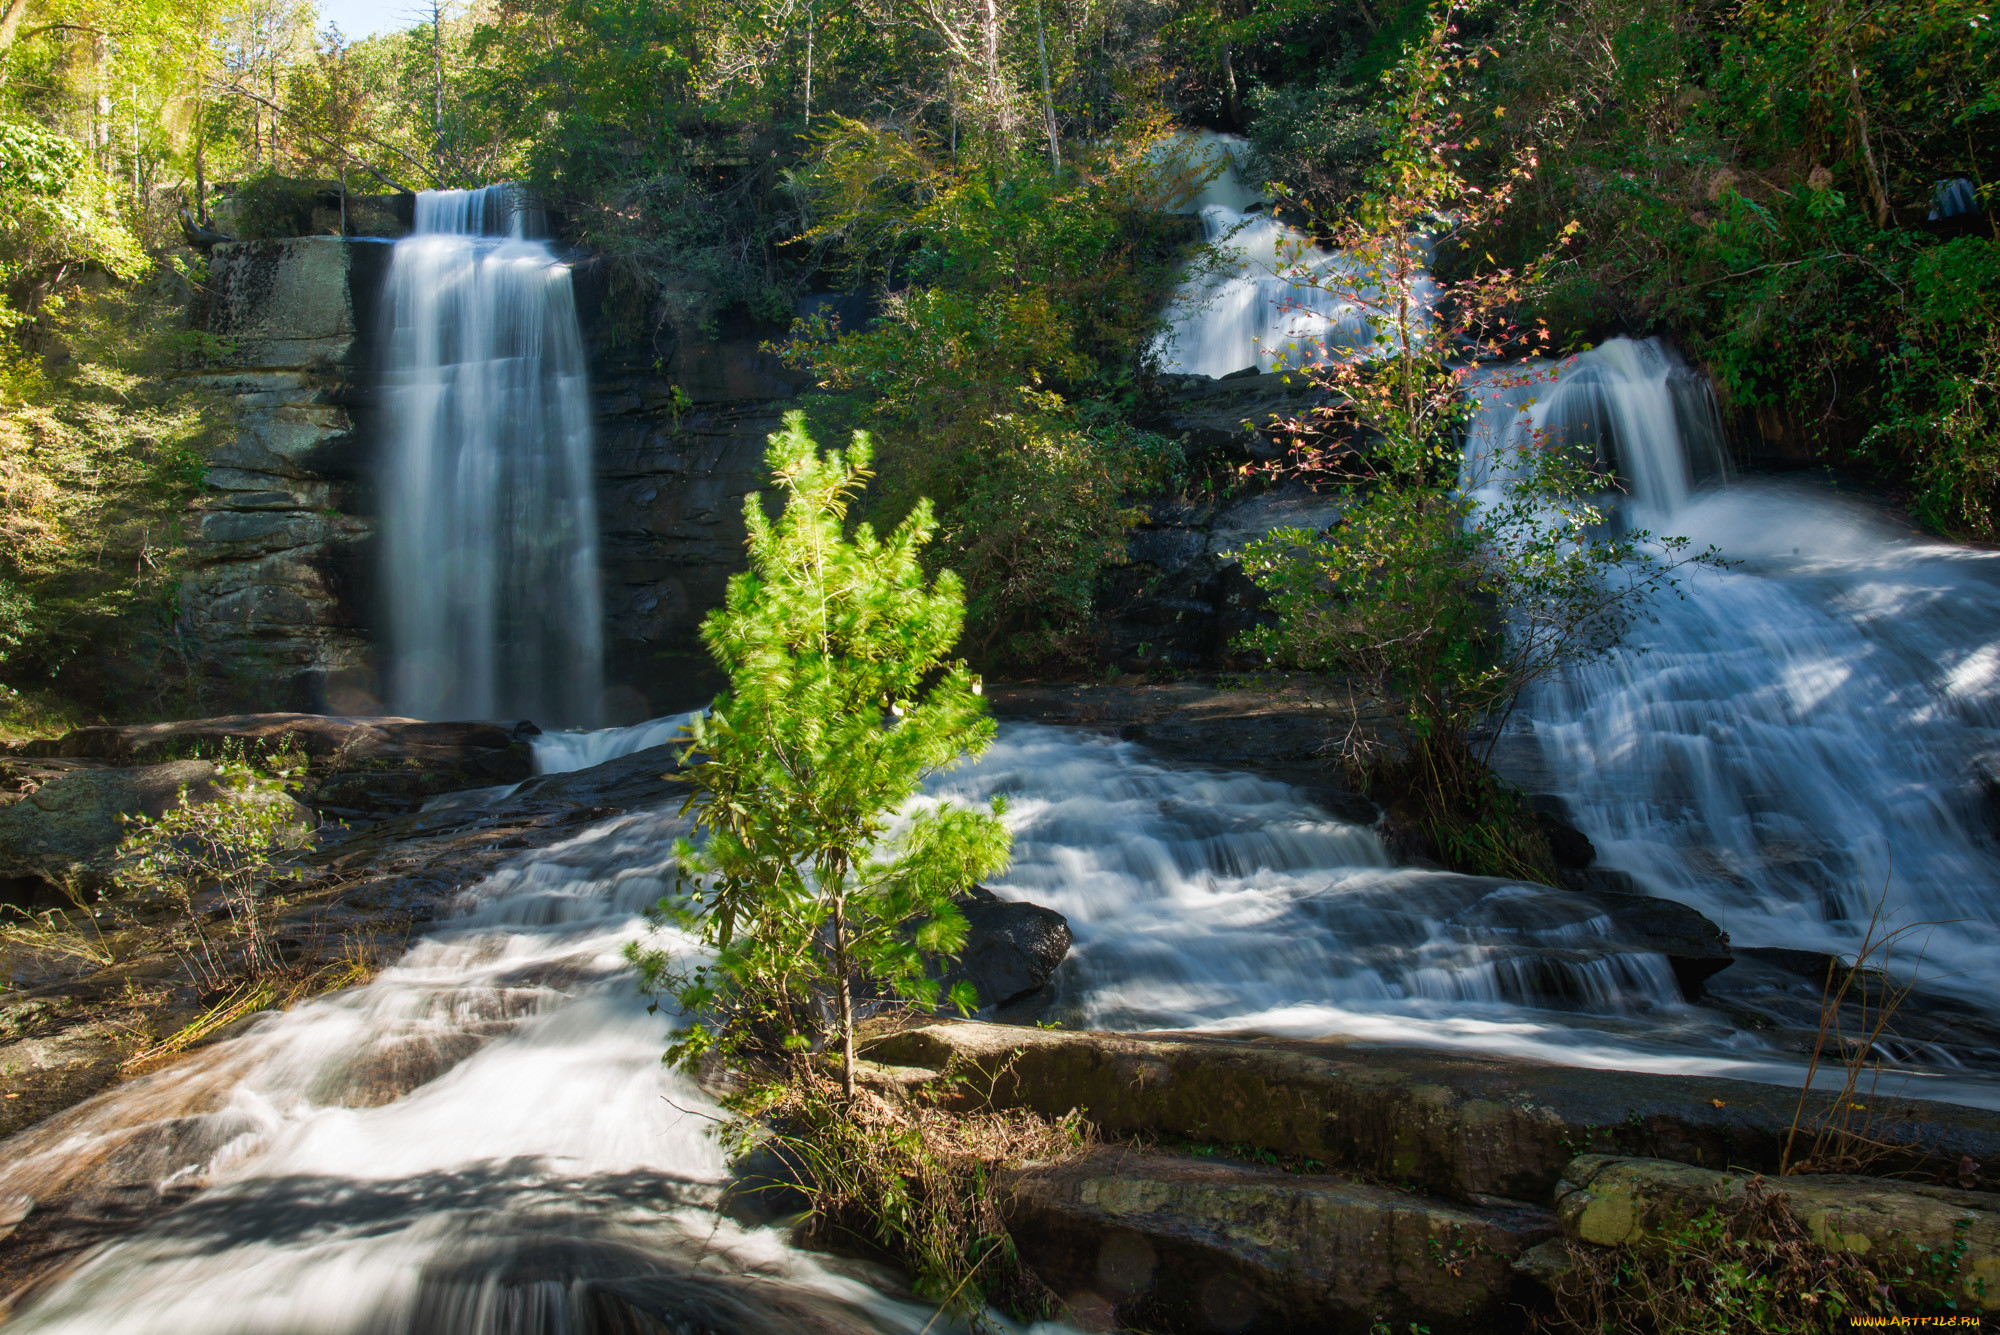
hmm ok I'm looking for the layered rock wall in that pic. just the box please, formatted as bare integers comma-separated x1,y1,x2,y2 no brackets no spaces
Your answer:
185,237,391,714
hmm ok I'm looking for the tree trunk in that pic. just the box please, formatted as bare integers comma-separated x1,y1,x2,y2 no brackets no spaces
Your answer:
979,0,1008,142
0,0,31,52
1840,46,1889,227
431,0,447,185
1221,41,1239,126
1034,0,1059,176
803,0,814,125
832,897,856,1098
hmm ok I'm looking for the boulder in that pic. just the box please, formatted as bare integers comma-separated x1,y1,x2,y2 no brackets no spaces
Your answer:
13,714,538,818
0,760,309,893
998,1147,1553,1333
1556,1154,2000,1310
861,1022,2000,1204
946,886,1073,1008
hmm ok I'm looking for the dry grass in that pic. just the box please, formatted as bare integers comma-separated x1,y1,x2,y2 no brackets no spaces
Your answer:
727,1055,1091,1327
1782,883,1953,1178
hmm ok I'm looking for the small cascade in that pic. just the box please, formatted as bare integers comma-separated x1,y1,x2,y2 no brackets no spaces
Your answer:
1465,336,1731,514
380,185,604,728
1153,133,1432,378
531,710,703,775
927,727,1717,1049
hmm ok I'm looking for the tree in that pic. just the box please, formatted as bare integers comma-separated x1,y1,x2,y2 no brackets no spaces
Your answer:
627,412,1012,1097
1235,3,1713,875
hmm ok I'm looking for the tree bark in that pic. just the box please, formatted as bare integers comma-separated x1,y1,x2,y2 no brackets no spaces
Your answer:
0,0,31,52
431,0,447,185
1221,40,1239,126
1034,0,1059,176
1841,46,1889,226
832,896,856,1098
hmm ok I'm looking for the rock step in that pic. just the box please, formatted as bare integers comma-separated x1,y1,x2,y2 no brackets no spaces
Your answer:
1555,1154,2000,1312
999,1147,1552,1334
861,1022,2000,1204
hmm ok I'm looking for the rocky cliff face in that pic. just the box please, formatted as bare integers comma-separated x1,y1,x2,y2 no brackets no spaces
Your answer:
186,237,391,714
576,288,807,719
186,240,802,723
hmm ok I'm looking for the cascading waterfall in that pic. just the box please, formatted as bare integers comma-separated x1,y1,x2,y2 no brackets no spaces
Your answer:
1464,336,1732,514
1481,337,2000,1004
1152,132,1433,378
380,185,604,728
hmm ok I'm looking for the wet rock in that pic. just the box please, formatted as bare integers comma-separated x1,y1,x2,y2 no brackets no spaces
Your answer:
1556,1154,2000,1310
945,887,1073,1009
998,1147,1553,1333
1529,794,1597,869
1697,948,2000,1072
863,1022,2000,1204
1557,876,1734,997
987,679,1375,770
503,744,682,810
0,1193,30,1244
1096,489,1347,673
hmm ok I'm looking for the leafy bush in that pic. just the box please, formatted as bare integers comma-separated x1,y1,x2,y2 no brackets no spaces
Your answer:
787,117,1204,670
117,749,313,990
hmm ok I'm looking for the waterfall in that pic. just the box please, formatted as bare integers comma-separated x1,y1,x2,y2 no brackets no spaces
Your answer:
1480,339,2000,1006
1466,337,1731,514
1153,132,1433,378
380,185,604,728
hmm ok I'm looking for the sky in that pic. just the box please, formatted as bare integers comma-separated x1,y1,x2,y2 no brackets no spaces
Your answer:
314,0,426,39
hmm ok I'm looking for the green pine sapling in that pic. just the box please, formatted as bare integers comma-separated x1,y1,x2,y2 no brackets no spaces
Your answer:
627,412,1012,1097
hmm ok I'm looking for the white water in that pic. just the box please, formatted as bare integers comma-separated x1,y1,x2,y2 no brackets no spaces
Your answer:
1153,132,1433,378
380,185,604,729
532,711,703,776
2,810,959,1334
1460,339,2000,1004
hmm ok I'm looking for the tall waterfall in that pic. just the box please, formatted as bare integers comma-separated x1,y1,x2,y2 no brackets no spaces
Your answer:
380,185,604,728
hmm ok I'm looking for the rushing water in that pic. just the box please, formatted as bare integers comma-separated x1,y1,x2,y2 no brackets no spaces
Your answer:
0,810,957,1335
1465,339,2000,1005
1152,133,1433,378
379,186,604,729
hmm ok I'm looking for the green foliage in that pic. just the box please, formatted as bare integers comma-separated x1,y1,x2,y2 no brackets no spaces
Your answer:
1537,1182,1965,1333
788,116,1202,669
0,271,222,701
1445,0,2000,530
117,748,312,989
627,414,1011,1095
1870,238,2000,537
1235,5,1710,875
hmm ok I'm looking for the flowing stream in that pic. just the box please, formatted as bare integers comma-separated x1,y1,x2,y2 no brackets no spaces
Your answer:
379,186,604,729
1,809,949,1335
